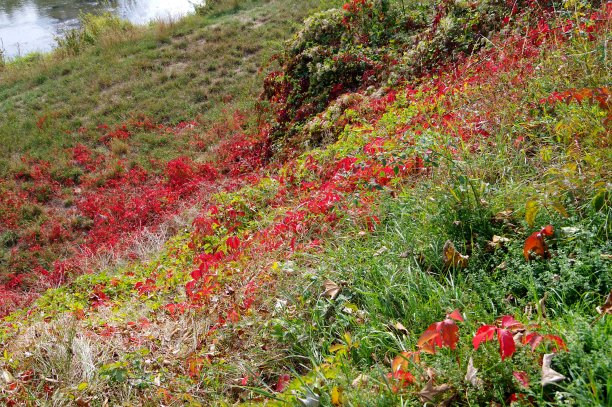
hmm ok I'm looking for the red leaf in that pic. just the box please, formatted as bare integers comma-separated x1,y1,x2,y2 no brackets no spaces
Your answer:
227,236,240,251
187,357,204,378
417,319,459,354
440,320,460,350
473,325,496,350
541,224,554,236
524,332,543,351
524,225,554,261
498,328,516,360
190,269,202,280
499,315,522,330
275,374,291,392
513,371,530,388
447,309,464,322
387,369,415,390
185,280,196,297
544,334,568,352
417,323,442,354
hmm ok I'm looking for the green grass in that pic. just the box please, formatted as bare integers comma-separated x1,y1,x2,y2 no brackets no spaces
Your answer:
0,0,342,176
270,161,610,405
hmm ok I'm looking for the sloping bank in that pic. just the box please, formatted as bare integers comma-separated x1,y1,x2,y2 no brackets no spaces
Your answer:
1,0,610,406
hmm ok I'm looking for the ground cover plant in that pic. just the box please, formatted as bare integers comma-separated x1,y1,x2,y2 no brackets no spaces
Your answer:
0,0,610,405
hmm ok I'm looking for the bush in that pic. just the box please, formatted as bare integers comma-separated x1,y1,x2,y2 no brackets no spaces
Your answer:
56,13,134,56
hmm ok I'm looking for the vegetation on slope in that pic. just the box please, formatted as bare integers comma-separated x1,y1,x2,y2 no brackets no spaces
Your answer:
0,0,341,316
1,0,610,406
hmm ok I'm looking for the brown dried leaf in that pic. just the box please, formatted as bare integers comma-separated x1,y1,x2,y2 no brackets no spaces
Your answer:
393,322,409,335
373,246,388,257
323,280,341,300
488,235,511,251
351,374,369,388
464,357,483,388
418,379,451,402
493,210,514,222
596,290,612,315
542,353,566,386
442,240,469,269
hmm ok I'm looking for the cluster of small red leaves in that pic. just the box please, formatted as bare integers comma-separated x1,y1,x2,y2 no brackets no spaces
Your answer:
0,118,231,317
473,315,567,361
389,312,566,395
540,87,610,110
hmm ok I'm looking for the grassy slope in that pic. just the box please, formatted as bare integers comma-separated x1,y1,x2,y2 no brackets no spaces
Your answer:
0,0,336,175
1,0,611,406
0,0,341,315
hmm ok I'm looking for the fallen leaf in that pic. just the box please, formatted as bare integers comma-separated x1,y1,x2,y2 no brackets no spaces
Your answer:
442,240,469,269
75,398,90,407
393,322,409,335
331,386,343,406
1,369,14,384
297,393,320,407
275,374,290,392
493,210,513,222
418,379,451,402
323,280,341,300
373,246,388,257
398,250,411,258
561,226,580,235
596,290,612,315
488,235,511,250
538,293,547,317
465,357,482,387
541,353,566,386
391,351,420,373
351,374,369,388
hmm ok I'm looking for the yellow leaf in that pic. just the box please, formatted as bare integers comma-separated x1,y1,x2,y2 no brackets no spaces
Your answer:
329,343,346,353
331,386,343,406
525,200,539,227
77,382,89,391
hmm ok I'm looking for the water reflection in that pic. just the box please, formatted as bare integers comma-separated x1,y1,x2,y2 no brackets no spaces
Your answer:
0,0,203,59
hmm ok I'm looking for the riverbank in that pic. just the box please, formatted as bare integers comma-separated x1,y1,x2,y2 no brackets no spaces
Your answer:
0,0,337,313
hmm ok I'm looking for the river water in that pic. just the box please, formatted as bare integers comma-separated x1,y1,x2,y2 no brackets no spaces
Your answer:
0,0,204,59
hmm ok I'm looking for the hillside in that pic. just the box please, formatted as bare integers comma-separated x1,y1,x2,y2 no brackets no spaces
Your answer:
1,0,611,406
